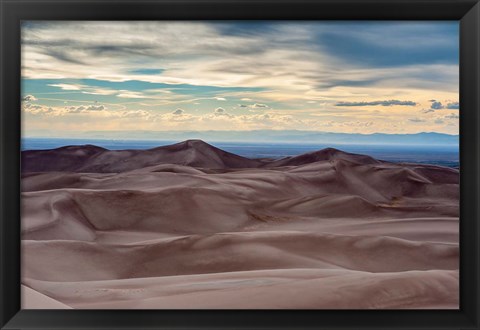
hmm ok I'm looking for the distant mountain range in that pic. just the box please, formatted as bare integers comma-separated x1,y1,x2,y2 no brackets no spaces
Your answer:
26,130,459,146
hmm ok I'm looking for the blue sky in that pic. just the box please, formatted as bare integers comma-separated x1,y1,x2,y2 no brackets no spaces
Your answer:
21,21,459,137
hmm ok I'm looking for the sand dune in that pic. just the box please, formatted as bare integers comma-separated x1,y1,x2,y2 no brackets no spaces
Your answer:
22,140,262,173
21,285,72,309
23,269,458,309
266,147,380,167
21,141,459,309
23,231,457,282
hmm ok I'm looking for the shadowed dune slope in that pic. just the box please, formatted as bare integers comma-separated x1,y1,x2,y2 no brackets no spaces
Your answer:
22,140,261,172
265,147,380,167
23,232,457,281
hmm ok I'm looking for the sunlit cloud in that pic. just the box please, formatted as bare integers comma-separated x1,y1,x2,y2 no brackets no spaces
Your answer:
252,103,269,108
116,90,146,99
120,110,152,119
48,83,83,91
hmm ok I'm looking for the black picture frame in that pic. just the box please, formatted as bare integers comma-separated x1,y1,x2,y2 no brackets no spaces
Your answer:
1,0,479,329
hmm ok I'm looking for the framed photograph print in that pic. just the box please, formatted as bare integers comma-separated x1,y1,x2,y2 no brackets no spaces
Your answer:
1,0,479,329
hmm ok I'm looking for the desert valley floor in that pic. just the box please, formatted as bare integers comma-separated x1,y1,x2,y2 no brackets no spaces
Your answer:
21,140,459,309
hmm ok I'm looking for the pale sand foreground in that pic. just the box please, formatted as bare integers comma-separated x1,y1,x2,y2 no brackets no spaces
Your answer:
21,141,459,309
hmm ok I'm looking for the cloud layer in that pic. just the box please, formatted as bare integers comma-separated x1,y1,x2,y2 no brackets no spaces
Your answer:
21,21,459,136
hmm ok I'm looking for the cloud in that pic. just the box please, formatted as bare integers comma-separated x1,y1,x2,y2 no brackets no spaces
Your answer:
336,100,417,107
23,22,459,95
116,90,146,99
445,113,459,119
22,95,37,101
65,106,86,113
86,105,106,111
431,101,444,109
49,83,83,91
158,111,195,123
422,109,435,114
446,102,459,109
65,104,107,113
120,110,152,119
252,103,269,108
408,118,426,123
49,82,119,96
24,103,42,110
427,100,459,111
154,109,309,129
82,88,117,96
23,103,54,115
434,119,444,124
238,103,269,109
209,107,235,118
214,97,226,101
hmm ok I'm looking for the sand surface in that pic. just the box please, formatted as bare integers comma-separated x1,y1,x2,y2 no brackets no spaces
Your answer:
21,140,459,309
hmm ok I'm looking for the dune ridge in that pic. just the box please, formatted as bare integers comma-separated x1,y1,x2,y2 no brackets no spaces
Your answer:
22,139,262,173
21,140,459,309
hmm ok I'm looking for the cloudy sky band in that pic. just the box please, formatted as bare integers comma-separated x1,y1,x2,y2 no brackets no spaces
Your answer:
21,21,459,136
